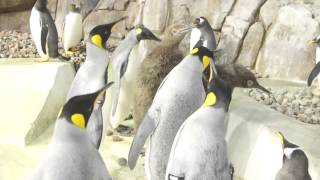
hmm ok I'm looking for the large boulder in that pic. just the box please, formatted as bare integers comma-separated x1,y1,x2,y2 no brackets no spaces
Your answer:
142,0,169,33
236,22,265,68
0,0,35,13
216,16,250,64
255,5,320,81
227,89,320,180
230,0,266,23
0,10,31,32
0,59,75,146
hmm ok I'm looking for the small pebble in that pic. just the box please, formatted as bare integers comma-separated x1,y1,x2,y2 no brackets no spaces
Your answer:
118,158,127,166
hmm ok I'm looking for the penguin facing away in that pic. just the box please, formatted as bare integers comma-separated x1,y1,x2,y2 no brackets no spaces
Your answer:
29,0,59,61
308,36,320,87
65,17,127,149
132,23,191,130
30,83,114,180
128,41,215,180
189,17,217,51
107,25,161,128
165,63,270,180
63,3,83,56
275,132,312,180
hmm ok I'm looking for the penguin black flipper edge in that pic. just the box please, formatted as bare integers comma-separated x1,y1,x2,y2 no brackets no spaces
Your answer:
128,112,158,169
307,61,320,86
40,16,48,54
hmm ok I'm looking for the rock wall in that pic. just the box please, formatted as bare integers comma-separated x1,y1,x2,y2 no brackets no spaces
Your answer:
1,0,320,82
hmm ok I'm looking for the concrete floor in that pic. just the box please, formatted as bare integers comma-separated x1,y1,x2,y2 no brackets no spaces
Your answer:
0,124,146,180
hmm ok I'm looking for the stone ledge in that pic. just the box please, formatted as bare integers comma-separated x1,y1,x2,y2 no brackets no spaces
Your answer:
0,59,75,145
226,89,320,180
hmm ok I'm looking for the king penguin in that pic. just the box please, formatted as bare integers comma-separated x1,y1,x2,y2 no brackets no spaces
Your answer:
308,36,320,87
30,83,113,180
128,41,214,180
132,23,190,130
106,25,161,129
165,63,270,180
29,0,59,61
275,132,312,180
63,3,83,56
66,17,127,149
189,16,216,51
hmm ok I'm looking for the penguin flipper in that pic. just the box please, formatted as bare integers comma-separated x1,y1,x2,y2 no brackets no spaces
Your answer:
86,107,103,149
307,61,320,86
40,17,48,54
128,113,157,169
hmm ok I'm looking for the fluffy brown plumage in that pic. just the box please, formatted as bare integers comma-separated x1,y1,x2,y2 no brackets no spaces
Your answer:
132,24,188,130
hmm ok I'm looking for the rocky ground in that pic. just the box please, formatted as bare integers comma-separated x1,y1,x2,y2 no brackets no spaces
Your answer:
1,30,319,125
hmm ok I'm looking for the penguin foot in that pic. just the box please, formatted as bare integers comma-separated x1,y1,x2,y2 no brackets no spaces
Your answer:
65,50,75,56
35,57,49,62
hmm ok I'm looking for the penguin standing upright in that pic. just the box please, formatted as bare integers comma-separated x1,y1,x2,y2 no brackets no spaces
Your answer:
63,3,83,56
165,64,270,180
132,23,190,130
275,132,312,180
66,17,127,149
30,83,113,180
106,25,161,128
128,41,214,180
189,17,216,51
29,0,58,61
308,36,320,87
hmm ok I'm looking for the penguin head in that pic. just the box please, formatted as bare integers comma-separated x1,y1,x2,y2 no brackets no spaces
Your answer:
69,3,80,13
189,40,214,70
134,25,161,42
34,0,48,10
89,16,128,49
193,17,210,30
58,82,113,129
217,64,270,93
308,35,320,47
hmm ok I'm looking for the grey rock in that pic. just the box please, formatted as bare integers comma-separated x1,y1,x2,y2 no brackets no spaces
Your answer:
118,157,128,166
230,0,267,23
236,22,265,68
0,0,35,13
143,0,168,33
312,97,320,105
255,5,320,81
312,88,320,97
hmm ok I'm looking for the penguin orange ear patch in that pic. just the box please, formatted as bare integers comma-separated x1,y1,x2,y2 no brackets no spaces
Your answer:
71,113,86,129
91,35,103,48
203,92,217,107
202,55,210,69
135,28,142,35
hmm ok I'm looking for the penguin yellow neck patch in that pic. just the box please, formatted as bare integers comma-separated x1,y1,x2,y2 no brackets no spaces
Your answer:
91,35,103,48
135,28,142,35
277,132,284,145
189,48,199,55
202,92,217,107
202,55,210,69
71,113,86,129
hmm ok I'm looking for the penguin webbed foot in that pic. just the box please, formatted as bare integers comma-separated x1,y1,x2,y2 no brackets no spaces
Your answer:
230,163,235,180
35,56,49,62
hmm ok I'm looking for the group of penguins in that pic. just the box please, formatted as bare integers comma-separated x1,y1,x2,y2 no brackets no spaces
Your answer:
27,0,320,179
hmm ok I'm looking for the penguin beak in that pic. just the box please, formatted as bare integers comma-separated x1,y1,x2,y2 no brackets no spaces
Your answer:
307,61,320,86
308,38,317,44
255,83,270,94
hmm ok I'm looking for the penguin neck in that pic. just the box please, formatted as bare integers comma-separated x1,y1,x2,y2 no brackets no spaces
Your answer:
52,119,89,144
200,27,216,51
208,78,233,112
86,42,108,64
34,0,47,11
113,31,139,57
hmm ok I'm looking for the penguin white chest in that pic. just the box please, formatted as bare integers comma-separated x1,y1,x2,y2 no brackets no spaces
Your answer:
190,28,202,50
30,8,45,57
63,12,83,51
316,47,320,63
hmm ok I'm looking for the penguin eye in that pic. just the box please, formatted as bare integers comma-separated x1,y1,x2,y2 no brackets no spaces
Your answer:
246,80,254,87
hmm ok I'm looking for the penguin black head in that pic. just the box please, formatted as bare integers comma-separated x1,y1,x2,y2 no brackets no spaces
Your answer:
189,40,215,70
89,16,128,49
276,132,311,178
34,0,48,10
58,82,113,129
69,3,80,13
217,64,270,94
134,25,161,42
193,17,210,29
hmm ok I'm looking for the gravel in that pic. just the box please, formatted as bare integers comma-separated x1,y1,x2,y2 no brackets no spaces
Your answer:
244,87,320,124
